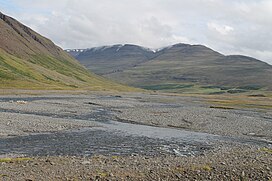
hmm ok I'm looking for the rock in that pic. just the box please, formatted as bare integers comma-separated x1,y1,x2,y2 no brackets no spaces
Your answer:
16,101,27,104
81,161,91,165
241,171,245,177
45,159,54,165
176,173,183,179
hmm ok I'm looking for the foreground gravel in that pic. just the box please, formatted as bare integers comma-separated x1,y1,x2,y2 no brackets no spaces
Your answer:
0,147,271,180
0,92,271,180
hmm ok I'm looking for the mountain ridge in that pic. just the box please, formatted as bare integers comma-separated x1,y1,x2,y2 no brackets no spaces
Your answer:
67,43,272,93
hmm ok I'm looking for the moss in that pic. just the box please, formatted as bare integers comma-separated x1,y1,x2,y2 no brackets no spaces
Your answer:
202,165,212,172
0,174,9,177
0,158,12,163
111,156,119,159
190,164,213,172
98,172,108,178
0,157,32,163
260,148,272,154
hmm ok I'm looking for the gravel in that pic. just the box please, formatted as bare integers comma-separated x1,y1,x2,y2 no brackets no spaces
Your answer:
0,92,271,180
86,93,272,139
0,147,271,180
0,112,97,137
116,106,272,138
1,93,271,139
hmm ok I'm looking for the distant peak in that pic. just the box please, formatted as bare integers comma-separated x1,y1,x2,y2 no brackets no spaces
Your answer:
172,43,191,47
67,43,223,55
154,43,191,52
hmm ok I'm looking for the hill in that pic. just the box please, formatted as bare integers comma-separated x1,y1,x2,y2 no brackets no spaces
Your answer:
66,44,155,75
68,43,272,94
0,12,133,91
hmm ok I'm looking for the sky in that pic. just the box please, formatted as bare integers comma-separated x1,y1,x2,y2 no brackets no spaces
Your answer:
1,0,272,64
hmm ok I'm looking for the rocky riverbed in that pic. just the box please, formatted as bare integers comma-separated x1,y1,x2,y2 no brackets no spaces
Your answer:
0,147,271,180
0,92,271,180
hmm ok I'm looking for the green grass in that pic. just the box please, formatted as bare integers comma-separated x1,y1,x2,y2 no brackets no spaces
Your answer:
137,81,270,96
0,157,32,163
0,49,138,92
201,85,230,90
260,148,272,154
205,92,272,110
142,83,225,94
140,83,228,94
238,85,262,90
140,83,194,90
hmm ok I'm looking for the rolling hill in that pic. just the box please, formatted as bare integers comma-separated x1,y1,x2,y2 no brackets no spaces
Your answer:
0,12,133,91
68,43,272,94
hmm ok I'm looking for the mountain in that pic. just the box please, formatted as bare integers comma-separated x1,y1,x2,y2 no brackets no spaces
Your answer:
67,43,272,93
0,12,133,91
67,44,155,75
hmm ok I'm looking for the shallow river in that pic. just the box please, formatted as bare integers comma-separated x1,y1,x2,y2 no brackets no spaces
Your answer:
0,96,270,157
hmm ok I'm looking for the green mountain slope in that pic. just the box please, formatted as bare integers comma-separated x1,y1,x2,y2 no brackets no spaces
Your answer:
69,43,272,94
0,12,133,91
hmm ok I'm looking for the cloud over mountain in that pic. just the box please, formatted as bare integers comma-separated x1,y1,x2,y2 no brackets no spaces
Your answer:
2,0,272,64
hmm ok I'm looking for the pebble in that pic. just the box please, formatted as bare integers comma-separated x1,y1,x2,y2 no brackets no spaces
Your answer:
81,161,91,165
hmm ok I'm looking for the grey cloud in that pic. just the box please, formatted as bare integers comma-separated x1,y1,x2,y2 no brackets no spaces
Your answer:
2,0,272,64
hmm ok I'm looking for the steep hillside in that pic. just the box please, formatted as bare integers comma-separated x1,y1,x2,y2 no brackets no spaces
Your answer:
0,12,133,91
68,43,272,93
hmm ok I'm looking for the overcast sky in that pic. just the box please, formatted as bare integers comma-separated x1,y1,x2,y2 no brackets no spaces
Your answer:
1,0,272,64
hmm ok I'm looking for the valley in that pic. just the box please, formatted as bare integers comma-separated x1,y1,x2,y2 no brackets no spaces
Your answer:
67,44,272,94
0,10,271,180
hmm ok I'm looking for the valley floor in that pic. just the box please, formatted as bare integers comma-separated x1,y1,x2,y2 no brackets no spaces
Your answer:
0,92,271,180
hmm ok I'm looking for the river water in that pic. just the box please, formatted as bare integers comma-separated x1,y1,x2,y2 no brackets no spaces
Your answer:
0,95,270,157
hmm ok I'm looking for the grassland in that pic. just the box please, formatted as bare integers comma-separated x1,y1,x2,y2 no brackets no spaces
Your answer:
0,49,137,92
139,82,270,96
179,91,272,111
141,83,272,111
